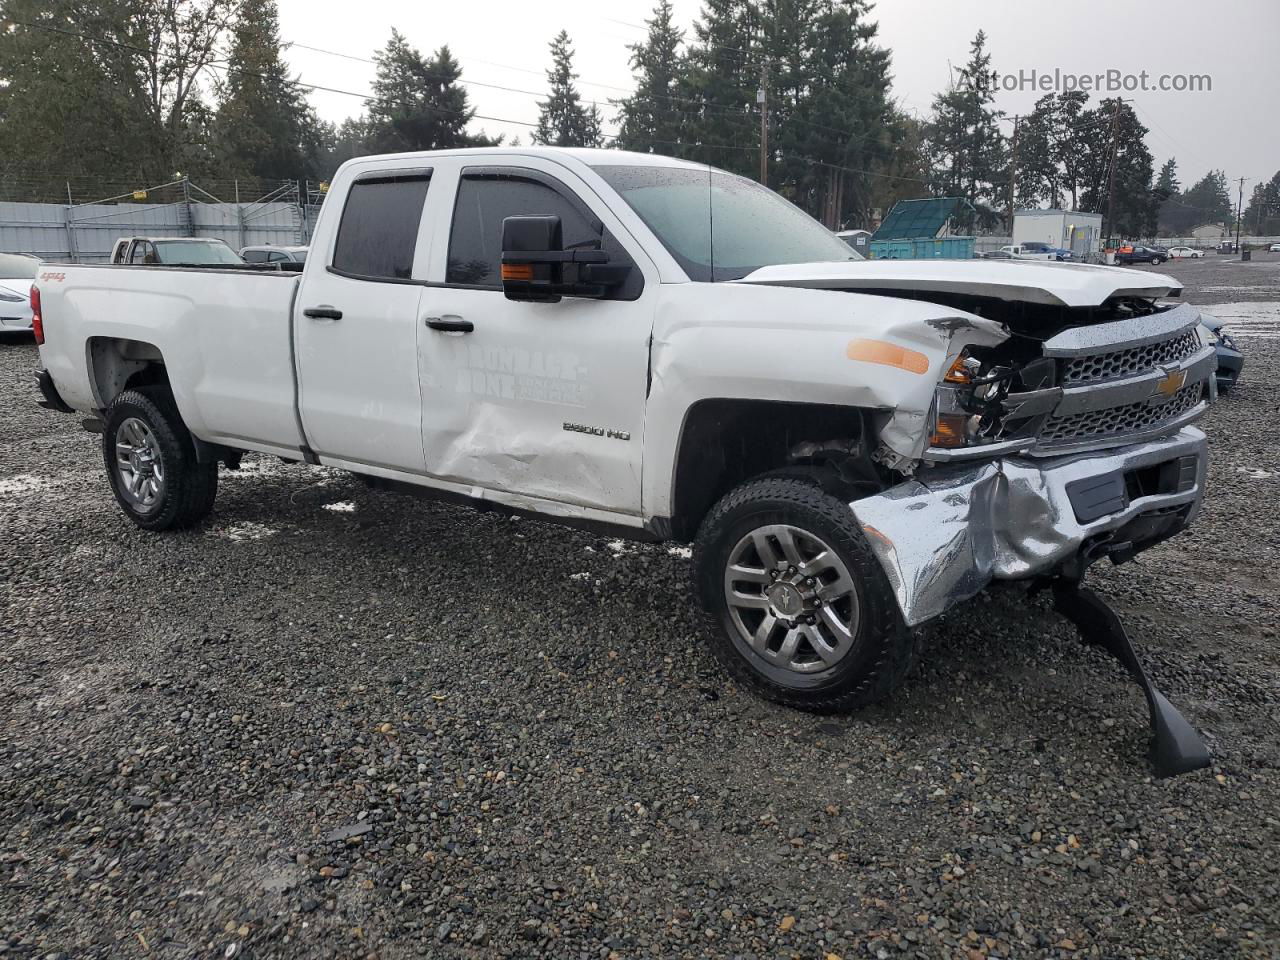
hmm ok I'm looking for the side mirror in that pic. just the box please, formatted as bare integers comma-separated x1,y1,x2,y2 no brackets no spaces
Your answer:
500,215,629,303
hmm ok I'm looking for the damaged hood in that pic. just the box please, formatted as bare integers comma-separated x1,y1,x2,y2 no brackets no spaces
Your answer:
734,259,1182,308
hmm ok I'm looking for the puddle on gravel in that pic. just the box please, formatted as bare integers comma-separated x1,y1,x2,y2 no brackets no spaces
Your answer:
1199,301,1280,339
1196,284,1280,294
0,473,57,496
224,456,289,478
214,521,281,542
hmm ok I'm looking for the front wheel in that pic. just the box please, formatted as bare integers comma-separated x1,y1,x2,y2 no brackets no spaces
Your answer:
692,476,916,712
103,387,217,531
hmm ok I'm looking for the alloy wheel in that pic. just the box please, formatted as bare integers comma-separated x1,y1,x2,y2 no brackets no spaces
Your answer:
722,523,860,675
115,416,165,508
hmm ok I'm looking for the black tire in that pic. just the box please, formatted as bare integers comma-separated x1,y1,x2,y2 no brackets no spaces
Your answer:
103,386,217,531
692,476,916,712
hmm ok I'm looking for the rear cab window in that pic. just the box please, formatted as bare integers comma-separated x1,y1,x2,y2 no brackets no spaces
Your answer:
331,172,432,281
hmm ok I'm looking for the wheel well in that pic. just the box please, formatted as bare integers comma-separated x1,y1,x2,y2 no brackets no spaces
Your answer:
668,399,885,541
87,337,167,410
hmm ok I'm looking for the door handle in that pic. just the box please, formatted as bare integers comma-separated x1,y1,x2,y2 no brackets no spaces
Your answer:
303,305,343,320
424,316,474,333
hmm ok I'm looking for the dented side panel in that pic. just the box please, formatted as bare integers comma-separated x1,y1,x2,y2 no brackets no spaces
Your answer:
414,155,660,516
641,282,1007,519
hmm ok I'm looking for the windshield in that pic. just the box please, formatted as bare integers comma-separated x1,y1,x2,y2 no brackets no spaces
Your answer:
154,241,243,266
0,253,39,280
592,164,859,281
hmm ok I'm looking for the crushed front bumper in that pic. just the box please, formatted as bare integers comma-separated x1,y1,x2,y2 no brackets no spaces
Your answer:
851,427,1207,626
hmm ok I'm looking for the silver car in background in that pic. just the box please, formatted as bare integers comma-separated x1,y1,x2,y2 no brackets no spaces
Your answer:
239,245,308,265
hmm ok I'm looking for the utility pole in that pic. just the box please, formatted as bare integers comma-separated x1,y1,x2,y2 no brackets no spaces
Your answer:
1103,98,1128,241
757,61,768,187
1006,115,1020,235
1235,176,1247,255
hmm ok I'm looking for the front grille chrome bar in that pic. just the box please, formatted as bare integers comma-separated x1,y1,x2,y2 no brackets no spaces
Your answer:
1041,301,1202,357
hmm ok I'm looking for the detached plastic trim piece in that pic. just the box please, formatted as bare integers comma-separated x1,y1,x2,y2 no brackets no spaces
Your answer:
35,369,74,414
1052,582,1210,778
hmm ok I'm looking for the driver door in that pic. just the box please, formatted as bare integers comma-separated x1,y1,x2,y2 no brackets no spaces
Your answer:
416,159,657,516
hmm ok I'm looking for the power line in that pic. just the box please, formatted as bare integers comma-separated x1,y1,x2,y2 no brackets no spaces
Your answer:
8,18,555,134
5,16,942,188
289,34,895,149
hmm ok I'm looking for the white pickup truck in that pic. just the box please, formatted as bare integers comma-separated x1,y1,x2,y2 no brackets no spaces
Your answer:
33,147,1217,713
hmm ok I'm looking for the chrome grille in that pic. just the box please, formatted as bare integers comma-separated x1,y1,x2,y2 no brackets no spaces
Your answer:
1062,330,1200,384
1040,383,1203,445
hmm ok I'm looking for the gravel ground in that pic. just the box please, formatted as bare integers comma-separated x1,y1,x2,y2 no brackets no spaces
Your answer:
2,258,1278,959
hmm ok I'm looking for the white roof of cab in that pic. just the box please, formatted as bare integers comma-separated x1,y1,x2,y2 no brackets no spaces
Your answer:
346,146,710,171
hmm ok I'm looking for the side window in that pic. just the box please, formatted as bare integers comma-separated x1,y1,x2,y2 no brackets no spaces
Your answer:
445,171,641,299
243,250,268,263
331,174,431,280
267,251,289,262
447,175,597,287
130,242,153,264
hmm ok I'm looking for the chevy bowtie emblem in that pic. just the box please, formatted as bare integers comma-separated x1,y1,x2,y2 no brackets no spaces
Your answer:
1154,368,1187,399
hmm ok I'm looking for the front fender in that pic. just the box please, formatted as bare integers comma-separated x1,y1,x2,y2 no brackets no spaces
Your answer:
641,283,1008,520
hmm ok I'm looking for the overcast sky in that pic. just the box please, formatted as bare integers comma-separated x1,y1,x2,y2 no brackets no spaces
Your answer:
277,0,1279,193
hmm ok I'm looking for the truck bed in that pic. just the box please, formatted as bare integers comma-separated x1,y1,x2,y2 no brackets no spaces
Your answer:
36,263,306,457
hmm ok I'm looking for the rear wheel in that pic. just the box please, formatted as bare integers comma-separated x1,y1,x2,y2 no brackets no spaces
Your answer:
103,387,217,531
693,476,916,712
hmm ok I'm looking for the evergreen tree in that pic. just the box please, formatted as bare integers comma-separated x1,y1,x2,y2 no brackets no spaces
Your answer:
0,0,234,188
215,0,322,182
366,31,497,153
681,0,758,176
925,31,1006,227
0,0,136,188
1014,96,1060,208
1014,91,1092,210
614,0,686,153
314,116,374,179
1243,171,1280,236
1077,99,1157,237
533,31,604,148
1153,158,1188,234
868,109,931,226
771,0,894,227
1154,157,1179,197
1176,170,1234,227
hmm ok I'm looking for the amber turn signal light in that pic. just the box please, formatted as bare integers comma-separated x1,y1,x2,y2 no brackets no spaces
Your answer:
931,413,970,449
943,353,973,384
846,338,930,374
501,263,534,281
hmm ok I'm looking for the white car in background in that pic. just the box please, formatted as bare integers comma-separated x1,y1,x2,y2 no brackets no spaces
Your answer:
1167,246,1205,259
110,237,244,266
1269,243,1280,253
0,253,39,331
240,245,308,265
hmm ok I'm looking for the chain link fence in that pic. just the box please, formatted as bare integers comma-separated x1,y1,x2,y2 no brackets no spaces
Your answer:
0,176,327,262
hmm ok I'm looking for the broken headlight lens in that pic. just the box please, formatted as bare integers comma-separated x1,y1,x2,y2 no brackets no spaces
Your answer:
931,353,983,448
930,350,1020,449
